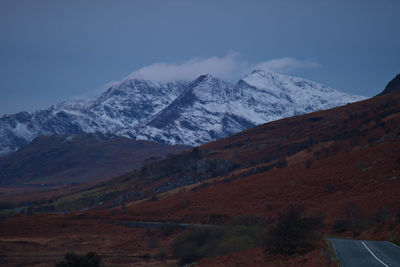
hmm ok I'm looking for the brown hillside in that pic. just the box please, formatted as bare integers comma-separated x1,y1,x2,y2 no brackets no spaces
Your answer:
1,92,400,266
0,134,190,186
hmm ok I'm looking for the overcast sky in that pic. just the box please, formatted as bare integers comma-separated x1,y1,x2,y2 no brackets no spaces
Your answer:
1,0,399,115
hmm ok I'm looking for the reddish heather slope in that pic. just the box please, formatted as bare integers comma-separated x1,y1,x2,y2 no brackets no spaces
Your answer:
1,91,400,266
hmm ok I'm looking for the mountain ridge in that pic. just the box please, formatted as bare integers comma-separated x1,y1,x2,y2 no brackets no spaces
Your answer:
130,70,366,145
0,79,188,155
0,70,365,155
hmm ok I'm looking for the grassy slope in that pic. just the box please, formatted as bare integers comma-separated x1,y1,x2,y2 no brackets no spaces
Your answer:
1,92,400,266
51,92,400,218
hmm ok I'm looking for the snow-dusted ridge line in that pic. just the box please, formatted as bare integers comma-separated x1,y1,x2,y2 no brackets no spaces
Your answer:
0,70,366,155
120,70,365,146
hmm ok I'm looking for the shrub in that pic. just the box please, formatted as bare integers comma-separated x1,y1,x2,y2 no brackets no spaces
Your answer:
161,222,181,236
56,252,101,267
373,205,390,223
263,205,323,256
343,202,364,237
173,226,224,264
214,225,264,256
277,158,288,168
214,234,253,256
305,159,313,168
331,219,350,233
172,225,265,264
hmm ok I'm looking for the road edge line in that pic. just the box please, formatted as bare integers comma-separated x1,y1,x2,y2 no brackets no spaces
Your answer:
329,240,342,267
330,240,338,255
385,241,400,249
361,241,390,267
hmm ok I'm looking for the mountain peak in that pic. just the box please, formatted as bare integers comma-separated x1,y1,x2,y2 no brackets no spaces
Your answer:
117,77,160,88
237,69,282,87
193,73,216,83
188,74,232,96
249,69,276,76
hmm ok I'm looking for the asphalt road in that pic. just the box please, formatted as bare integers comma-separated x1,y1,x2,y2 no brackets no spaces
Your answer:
328,238,400,267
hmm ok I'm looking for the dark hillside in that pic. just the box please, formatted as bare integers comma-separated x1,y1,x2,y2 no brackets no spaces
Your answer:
378,73,400,95
0,133,189,186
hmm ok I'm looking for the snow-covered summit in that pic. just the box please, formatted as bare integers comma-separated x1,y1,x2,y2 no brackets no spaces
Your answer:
237,69,365,118
122,70,366,146
0,78,187,155
0,70,366,155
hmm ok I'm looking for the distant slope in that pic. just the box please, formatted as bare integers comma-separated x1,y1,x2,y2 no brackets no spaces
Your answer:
378,73,400,95
0,133,189,186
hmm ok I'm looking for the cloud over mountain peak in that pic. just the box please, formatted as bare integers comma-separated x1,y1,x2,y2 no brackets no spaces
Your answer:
126,52,320,83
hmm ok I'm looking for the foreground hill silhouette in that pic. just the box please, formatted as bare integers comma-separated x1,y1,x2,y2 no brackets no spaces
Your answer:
0,88,399,266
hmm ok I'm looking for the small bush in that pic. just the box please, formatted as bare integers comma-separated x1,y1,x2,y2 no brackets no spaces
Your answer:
172,225,264,264
343,202,364,237
277,158,288,168
161,222,181,236
214,235,253,255
331,219,350,233
56,252,101,267
173,226,224,264
373,205,390,223
264,205,323,256
214,226,264,256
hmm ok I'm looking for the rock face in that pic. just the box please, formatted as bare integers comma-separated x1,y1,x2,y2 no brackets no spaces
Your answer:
378,73,400,96
0,70,366,155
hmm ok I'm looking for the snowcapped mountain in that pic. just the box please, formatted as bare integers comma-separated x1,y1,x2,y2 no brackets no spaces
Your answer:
236,70,365,121
126,74,244,145
0,70,365,155
0,79,187,155
126,70,366,146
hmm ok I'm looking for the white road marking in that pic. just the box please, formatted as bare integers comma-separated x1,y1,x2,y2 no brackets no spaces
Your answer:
330,240,338,255
384,241,400,249
361,241,390,267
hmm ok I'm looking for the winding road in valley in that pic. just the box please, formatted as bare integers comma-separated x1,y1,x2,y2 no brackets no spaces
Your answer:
328,238,400,267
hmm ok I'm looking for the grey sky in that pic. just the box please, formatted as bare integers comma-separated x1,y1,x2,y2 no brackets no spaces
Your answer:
0,0,399,115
